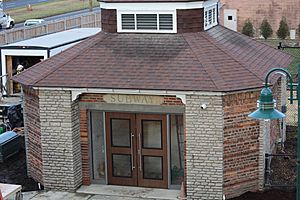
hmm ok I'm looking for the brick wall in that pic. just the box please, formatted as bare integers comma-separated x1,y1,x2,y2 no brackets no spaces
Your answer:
223,81,284,198
223,90,260,198
185,94,223,200
79,108,90,185
220,0,300,35
177,9,204,33
23,87,43,184
39,90,82,191
101,9,117,33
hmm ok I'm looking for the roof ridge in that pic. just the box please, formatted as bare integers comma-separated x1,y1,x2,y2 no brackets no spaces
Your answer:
202,27,264,83
32,32,109,86
181,33,225,91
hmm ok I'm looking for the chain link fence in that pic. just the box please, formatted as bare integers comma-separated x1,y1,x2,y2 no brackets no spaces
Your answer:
279,43,300,127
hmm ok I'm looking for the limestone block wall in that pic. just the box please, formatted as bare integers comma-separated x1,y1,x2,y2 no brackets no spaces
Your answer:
185,94,224,200
39,90,82,191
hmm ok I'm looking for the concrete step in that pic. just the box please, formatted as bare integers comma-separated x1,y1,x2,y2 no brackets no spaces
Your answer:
77,184,180,200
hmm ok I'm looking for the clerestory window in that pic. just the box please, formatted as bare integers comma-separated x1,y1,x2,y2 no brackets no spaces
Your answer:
118,11,176,33
204,4,218,30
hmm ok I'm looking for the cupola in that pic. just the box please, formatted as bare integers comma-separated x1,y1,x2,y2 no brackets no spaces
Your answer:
99,0,218,33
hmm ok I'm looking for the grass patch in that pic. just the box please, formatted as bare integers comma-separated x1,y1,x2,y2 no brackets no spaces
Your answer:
283,48,300,76
257,39,282,48
6,0,99,23
257,39,300,77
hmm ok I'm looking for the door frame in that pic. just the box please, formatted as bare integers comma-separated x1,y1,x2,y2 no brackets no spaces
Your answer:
136,114,168,188
105,112,137,186
223,9,237,31
105,112,169,188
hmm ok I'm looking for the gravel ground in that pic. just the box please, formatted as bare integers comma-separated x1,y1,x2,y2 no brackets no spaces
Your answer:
229,189,295,200
230,126,297,200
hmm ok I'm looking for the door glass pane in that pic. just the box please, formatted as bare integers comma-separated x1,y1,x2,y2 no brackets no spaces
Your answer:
142,120,162,148
143,156,162,180
91,111,106,182
112,154,132,177
170,114,184,185
111,119,131,147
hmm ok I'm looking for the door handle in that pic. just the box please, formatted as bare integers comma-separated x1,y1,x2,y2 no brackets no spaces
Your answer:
131,133,135,170
138,133,142,171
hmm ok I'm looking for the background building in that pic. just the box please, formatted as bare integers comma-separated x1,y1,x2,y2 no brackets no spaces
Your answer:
220,0,300,37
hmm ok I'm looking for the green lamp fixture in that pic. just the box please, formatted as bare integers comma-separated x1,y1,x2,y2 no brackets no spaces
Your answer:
248,87,285,119
248,65,300,200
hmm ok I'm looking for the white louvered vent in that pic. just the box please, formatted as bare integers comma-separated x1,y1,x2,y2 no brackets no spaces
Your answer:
119,12,175,33
121,14,135,30
159,14,173,30
137,14,157,30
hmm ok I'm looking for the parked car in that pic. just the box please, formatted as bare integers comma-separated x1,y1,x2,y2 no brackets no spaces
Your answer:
24,19,45,27
0,13,14,29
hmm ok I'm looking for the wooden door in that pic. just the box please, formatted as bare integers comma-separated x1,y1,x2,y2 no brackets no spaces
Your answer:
106,113,137,186
106,113,168,188
136,114,168,188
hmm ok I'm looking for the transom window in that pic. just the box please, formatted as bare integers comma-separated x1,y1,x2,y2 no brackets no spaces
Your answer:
118,12,176,33
204,4,218,30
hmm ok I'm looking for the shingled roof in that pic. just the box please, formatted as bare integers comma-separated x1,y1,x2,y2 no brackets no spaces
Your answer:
98,0,209,3
13,26,293,92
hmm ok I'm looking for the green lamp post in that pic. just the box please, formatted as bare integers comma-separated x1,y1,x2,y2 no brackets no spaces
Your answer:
249,64,299,199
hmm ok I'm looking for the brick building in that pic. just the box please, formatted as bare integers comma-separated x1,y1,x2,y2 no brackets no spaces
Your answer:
220,0,300,36
13,0,293,199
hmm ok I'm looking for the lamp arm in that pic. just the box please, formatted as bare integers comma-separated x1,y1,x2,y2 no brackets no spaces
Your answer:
264,68,294,104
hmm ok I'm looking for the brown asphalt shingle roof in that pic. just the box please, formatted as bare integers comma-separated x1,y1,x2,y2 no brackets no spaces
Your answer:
13,25,293,92
99,0,208,3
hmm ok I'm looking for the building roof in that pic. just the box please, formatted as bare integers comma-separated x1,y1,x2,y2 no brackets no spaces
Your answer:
2,28,101,49
99,0,208,3
13,26,293,92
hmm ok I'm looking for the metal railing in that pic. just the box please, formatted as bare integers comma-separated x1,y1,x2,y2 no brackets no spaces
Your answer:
265,153,296,188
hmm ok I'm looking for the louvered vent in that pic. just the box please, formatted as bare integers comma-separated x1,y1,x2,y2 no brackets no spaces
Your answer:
119,13,174,32
137,14,157,30
159,14,173,30
122,14,135,30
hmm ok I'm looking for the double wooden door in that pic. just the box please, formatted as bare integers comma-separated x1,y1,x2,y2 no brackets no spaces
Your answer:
106,113,168,188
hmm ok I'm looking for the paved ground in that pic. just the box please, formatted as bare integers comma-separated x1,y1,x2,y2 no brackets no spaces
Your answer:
22,185,180,200
23,191,171,200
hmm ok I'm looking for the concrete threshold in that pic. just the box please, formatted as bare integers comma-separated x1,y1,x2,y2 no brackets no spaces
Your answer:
77,184,180,200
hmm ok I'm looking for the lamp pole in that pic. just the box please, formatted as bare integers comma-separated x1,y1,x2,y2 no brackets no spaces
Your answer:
297,64,300,200
249,64,300,199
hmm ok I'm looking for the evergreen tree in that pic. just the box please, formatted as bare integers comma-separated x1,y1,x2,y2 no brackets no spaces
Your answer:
242,20,254,37
260,19,273,39
277,18,289,40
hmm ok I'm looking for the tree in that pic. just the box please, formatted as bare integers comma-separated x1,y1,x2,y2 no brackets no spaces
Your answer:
260,19,273,40
242,20,254,37
277,18,289,40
